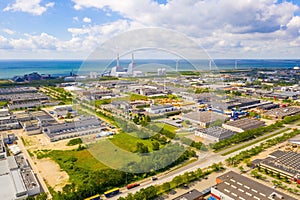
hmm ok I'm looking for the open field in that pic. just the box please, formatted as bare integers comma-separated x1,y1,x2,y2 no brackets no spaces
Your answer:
110,132,157,152
34,158,69,191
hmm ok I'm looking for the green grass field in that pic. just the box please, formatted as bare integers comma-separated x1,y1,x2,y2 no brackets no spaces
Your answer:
48,149,108,171
154,123,178,133
109,132,155,152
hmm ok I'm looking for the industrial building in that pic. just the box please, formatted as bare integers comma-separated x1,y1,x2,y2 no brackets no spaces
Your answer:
0,87,38,95
0,153,40,200
15,110,56,135
146,104,178,115
43,116,105,142
222,118,265,133
211,171,296,200
53,104,77,118
182,111,229,128
173,189,204,200
0,139,5,159
195,126,236,142
0,108,10,120
0,119,21,131
257,150,300,183
210,97,260,112
263,106,300,119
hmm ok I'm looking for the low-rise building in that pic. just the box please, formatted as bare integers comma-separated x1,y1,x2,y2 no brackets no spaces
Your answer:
195,126,236,142
258,150,300,183
211,171,296,200
0,119,21,131
182,111,229,128
145,104,178,115
0,139,5,159
222,118,265,133
173,189,204,200
0,108,10,120
43,116,105,142
263,106,300,119
53,105,77,118
0,154,41,199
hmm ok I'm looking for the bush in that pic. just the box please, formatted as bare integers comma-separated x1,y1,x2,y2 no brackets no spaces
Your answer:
66,138,83,146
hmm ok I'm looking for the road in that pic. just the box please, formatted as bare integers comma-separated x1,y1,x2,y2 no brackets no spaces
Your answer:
109,123,300,200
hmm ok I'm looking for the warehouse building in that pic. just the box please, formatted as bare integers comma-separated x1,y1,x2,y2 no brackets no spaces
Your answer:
53,105,77,118
195,126,236,142
222,118,265,133
211,171,296,200
43,116,105,142
0,119,21,131
0,108,10,120
0,139,5,159
173,189,204,200
182,111,229,128
146,104,178,115
263,106,300,119
258,150,300,183
0,154,41,199
210,97,260,111
0,87,37,95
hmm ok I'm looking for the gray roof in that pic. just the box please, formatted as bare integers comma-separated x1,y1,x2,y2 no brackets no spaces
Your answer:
150,104,174,110
268,150,286,159
262,151,300,177
173,189,203,200
224,118,265,130
7,156,18,170
216,171,296,200
11,169,27,197
197,126,236,140
183,111,228,124
44,117,102,137
264,106,300,118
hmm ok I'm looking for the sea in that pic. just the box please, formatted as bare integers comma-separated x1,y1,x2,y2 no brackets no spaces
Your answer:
0,59,300,79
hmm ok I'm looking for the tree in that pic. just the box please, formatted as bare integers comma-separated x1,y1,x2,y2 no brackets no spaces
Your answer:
238,166,244,173
152,142,160,151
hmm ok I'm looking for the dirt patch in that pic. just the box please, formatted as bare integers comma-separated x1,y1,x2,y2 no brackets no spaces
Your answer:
35,158,69,191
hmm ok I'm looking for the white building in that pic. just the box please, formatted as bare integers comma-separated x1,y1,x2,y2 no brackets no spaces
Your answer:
145,104,177,114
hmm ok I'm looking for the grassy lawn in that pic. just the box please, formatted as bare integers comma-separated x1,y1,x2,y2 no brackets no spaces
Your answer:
94,99,111,107
109,132,155,152
155,123,178,133
88,139,142,169
47,149,108,171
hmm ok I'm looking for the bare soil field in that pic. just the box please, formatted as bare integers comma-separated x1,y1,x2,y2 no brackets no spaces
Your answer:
34,158,69,191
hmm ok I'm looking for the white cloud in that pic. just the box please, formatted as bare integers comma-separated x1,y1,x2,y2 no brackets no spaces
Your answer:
73,16,79,22
3,0,55,16
2,0,300,59
2,28,15,35
83,17,92,23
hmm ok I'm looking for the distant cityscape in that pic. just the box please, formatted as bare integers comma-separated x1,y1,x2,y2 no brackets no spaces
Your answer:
0,60,300,200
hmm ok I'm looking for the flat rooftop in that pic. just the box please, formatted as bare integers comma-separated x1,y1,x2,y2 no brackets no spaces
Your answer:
216,171,296,200
261,150,300,177
183,111,228,123
173,189,203,200
224,118,265,130
264,106,300,118
197,126,236,140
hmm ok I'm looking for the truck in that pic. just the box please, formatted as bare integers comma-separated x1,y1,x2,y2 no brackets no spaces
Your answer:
126,183,140,189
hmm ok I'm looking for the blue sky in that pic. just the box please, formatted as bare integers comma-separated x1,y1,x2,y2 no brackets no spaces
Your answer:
1,0,300,59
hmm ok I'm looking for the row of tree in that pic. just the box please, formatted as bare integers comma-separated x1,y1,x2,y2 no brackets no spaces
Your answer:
226,129,300,166
212,121,284,151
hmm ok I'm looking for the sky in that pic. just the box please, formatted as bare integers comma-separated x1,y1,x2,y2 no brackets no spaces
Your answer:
1,0,300,59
